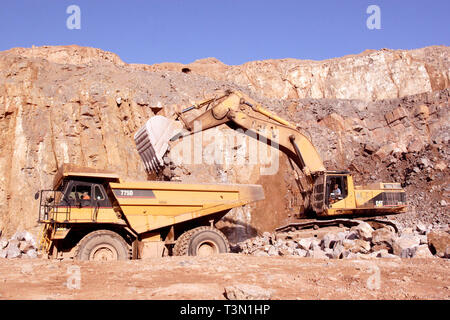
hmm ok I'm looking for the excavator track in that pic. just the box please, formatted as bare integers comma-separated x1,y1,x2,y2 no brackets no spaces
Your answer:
275,217,399,234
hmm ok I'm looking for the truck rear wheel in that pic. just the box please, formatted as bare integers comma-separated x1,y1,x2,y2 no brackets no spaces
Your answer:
174,226,230,256
76,230,130,261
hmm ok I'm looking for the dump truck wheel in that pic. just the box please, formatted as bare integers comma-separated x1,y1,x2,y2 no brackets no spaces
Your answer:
76,230,130,261
174,226,229,256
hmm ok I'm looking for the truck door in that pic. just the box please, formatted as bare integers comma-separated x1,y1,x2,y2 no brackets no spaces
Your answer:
65,182,94,221
91,184,112,221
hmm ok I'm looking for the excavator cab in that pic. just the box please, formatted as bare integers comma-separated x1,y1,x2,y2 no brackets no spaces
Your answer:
326,175,347,205
312,171,354,215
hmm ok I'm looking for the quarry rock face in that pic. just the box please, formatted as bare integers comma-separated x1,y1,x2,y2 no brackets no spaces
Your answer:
0,45,448,242
144,46,450,101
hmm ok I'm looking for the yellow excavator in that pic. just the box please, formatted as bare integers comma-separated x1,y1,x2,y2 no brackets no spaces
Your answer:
134,90,407,231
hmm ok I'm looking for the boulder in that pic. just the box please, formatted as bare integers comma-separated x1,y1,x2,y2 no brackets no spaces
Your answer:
285,240,297,249
335,232,347,242
306,247,329,259
349,239,371,254
412,245,434,258
267,246,279,256
294,248,307,257
427,230,450,258
297,238,313,250
12,231,36,247
19,241,34,253
372,249,389,258
345,231,359,240
371,227,396,250
350,222,374,241
332,244,345,259
0,248,6,258
393,235,420,258
342,239,356,250
321,233,337,250
24,249,38,259
224,284,271,300
6,240,21,258
279,247,294,256
417,235,428,245
371,243,392,253
0,239,8,249
324,248,334,259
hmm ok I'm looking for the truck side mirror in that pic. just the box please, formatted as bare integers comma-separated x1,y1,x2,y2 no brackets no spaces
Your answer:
34,192,40,200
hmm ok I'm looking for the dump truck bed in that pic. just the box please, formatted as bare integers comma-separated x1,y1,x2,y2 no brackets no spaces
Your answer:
109,181,265,234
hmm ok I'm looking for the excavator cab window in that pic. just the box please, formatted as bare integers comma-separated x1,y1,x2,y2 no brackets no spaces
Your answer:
326,175,348,206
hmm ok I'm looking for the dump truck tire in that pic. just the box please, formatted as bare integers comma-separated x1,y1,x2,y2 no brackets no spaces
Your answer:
76,230,130,261
174,226,230,256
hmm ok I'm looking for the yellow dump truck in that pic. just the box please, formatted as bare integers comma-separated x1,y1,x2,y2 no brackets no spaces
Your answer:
36,164,264,260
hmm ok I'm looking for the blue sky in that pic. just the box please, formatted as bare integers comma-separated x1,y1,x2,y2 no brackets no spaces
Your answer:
0,0,448,65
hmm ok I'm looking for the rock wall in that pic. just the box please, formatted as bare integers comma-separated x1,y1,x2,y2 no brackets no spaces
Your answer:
0,45,448,241
138,46,449,101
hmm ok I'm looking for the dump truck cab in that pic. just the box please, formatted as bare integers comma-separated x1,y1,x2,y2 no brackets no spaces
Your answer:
37,164,265,261
38,165,124,225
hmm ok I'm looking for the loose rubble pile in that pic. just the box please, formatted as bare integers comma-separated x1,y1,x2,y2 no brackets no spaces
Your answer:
236,221,449,259
0,231,38,259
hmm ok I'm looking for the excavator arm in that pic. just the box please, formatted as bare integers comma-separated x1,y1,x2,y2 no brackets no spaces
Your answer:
180,91,325,175
134,90,325,192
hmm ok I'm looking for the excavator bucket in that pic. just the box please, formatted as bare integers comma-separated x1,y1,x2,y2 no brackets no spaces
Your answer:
134,116,182,173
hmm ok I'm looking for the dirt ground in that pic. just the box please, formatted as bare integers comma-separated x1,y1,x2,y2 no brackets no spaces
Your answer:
0,254,448,300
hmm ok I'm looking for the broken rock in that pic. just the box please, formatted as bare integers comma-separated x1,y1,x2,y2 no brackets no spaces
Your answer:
427,230,450,258
0,239,8,249
349,239,371,254
393,235,420,258
412,245,434,258
371,227,396,250
415,223,429,235
332,243,345,259
321,233,338,250
297,238,313,250
24,249,38,259
224,284,271,300
6,240,21,258
350,222,374,241
19,240,34,253
306,247,329,259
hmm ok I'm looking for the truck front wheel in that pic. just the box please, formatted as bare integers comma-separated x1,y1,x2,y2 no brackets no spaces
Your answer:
76,230,130,261
174,226,230,256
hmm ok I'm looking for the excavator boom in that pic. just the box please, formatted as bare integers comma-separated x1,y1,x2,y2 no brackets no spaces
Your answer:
135,90,325,176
